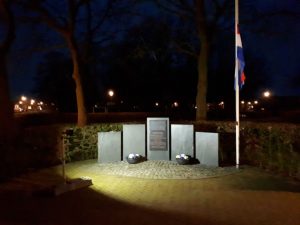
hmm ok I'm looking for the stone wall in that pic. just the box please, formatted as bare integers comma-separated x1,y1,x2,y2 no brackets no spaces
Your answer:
23,123,122,166
65,124,122,162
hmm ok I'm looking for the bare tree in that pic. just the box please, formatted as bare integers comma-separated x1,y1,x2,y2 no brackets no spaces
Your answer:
154,0,230,121
25,0,92,126
20,0,140,126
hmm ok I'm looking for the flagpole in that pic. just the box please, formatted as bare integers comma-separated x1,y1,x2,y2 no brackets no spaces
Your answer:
235,0,240,169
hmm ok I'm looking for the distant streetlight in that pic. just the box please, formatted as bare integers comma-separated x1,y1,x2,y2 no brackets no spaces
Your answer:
21,95,27,101
263,91,271,98
106,89,115,112
108,90,114,97
218,101,225,109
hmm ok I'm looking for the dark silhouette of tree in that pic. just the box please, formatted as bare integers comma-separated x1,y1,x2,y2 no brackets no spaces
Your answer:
103,17,197,112
33,51,101,112
0,0,16,141
33,52,77,112
152,0,300,120
153,0,232,121
0,0,25,180
20,0,139,126
18,0,91,126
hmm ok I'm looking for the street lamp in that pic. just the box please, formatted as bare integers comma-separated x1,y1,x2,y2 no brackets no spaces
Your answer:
108,89,114,97
263,91,271,98
106,89,115,112
262,90,272,112
21,95,27,101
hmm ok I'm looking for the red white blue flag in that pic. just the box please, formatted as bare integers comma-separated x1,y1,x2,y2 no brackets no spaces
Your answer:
236,27,246,89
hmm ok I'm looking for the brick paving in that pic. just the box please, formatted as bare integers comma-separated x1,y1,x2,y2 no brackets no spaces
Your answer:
0,160,299,225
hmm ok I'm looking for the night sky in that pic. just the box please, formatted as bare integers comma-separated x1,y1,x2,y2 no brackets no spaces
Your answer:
240,0,300,96
6,0,300,102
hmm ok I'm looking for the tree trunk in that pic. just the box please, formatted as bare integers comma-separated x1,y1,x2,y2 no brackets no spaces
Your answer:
23,1,89,126
195,38,208,121
0,55,16,140
0,0,23,180
66,36,88,127
195,0,209,121
0,0,16,141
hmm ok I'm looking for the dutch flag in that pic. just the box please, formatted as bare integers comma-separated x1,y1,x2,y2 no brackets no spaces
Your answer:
236,27,246,89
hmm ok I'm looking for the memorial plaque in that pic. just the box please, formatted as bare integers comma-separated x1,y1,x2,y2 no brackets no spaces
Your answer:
149,120,168,151
98,131,121,163
195,132,219,166
147,118,169,160
171,124,194,161
123,124,146,159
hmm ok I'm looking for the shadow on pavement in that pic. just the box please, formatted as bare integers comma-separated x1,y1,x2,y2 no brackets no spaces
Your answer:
0,185,217,225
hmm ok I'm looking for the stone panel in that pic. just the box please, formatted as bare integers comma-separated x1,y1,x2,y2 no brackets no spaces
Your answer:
98,131,121,163
195,132,219,166
123,124,146,159
171,124,194,161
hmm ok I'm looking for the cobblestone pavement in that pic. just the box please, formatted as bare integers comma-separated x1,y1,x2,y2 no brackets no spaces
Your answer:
78,160,240,179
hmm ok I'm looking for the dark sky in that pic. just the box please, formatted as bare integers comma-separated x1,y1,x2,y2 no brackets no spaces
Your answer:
6,0,300,101
241,0,300,96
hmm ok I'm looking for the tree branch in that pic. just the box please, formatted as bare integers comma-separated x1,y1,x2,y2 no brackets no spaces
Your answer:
154,0,193,20
18,0,68,35
172,41,198,58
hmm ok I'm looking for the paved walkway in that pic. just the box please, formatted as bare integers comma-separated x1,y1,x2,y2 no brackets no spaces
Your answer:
0,160,299,225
